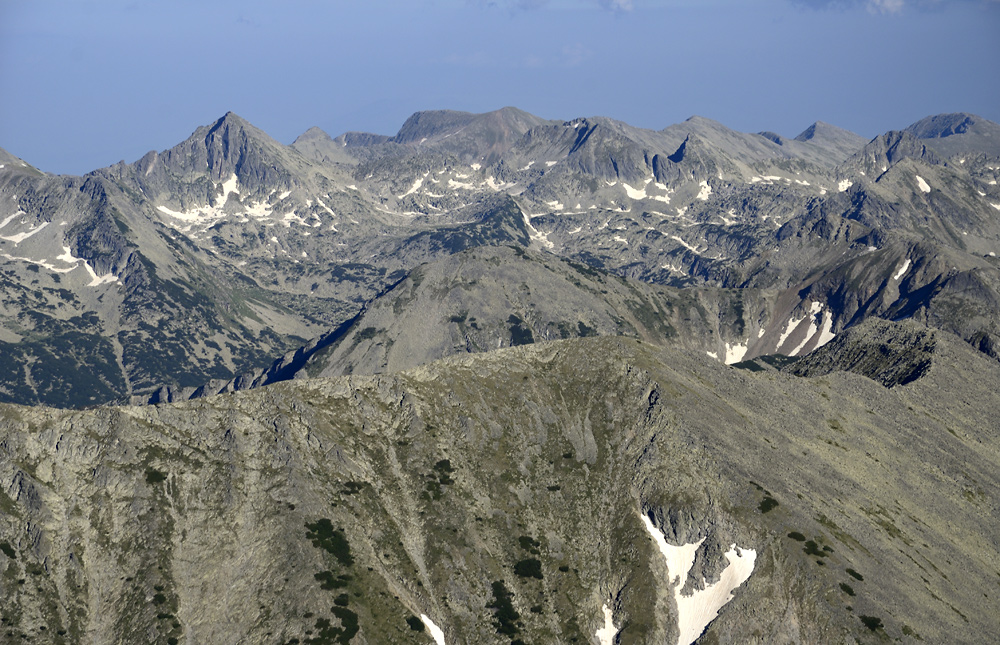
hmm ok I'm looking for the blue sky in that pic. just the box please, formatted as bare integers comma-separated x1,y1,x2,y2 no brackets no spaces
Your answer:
1,0,998,175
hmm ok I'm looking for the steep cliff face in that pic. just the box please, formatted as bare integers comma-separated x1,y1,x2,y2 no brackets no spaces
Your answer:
1,331,997,644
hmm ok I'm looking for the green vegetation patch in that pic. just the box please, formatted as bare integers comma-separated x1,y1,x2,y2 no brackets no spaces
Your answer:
309,609,359,645
406,616,424,632
803,541,832,558
306,519,354,567
514,559,543,580
145,468,167,484
314,571,351,590
786,532,806,542
487,580,521,636
846,568,864,581
859,615,883,632
758,496,779,513
839,583,856,597
339,481,365,495
0,542,15,559
518,536,541,555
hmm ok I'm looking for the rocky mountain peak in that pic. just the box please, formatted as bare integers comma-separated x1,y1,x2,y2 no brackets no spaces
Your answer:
292,126,333,145
905,112,979,139
841,129,940,176
904,112,1000,157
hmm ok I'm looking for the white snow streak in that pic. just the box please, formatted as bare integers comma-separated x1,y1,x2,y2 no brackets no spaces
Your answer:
777,314,804,350
399,178,424,198
0,211,24,230
448,179,475,190
595,604,618,645
838,180,853,192
789,303,822,357
815,309,836,348
420,615,446,645
893,258,911,281
83,261,118,287
915,175,931,193
670,235,699,254
0,221,47,243
639,514,755,645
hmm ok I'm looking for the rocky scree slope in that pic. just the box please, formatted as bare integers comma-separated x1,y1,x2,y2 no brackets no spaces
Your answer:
143,245,781,403
1,330,998,644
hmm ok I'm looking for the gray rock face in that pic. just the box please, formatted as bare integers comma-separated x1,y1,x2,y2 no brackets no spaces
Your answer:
1,331,998,643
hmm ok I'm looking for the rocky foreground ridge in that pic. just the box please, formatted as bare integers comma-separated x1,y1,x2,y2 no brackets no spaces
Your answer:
1,325,998,644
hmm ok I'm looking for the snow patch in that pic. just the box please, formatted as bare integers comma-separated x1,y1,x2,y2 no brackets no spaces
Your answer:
724,342,748,365
219,174,240,201
279,190,291,200
315,198,336,216
485,177,507,191
892,258,911,281
838,179,853,192
816,309,836,348
420,614,446,645
470,163,481,171
522,211,554,249
623,182,647,200
777,314,804,350
595,604,618,645
0,221,47,244
546,200,564,211
696,181,712,201
670,235,699,254
991,203,1000,211
613,235,628,244
639,514,755,645
0,210,26,230
705,351,718,360
399,178,423,198
83,262,118,287
448,179,475,190
789,305,821,357
915,175,930,193
545,161,558,167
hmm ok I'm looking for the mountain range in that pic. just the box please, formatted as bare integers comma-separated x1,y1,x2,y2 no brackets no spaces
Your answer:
1,106,999,644
1,107,999,407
